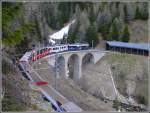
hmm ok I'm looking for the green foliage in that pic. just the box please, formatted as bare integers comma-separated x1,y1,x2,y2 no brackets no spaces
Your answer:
45,5,59,30
113,98,121,110
108,18,119,41
2,2,21,27
115,2,120,18
75,2,93,11
2,2,33,47
2,2,148,47
124,5,130,23
141,3,148,20
134,6,142,19
134,4,148,20
137,95,147,105
107,27,113,41
85,23,99,47
99,2,108,12
121,24,130,42
2,78,27,111
2,97,26,111
88,6,96,23
98,23,111,40
61,34,68,44
58,2,71,27
2,59,13,74
67,20,80,43
3,22,33,46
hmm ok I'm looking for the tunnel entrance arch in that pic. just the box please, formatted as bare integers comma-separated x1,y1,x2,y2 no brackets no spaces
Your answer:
67,54,80,80
82,53,94,69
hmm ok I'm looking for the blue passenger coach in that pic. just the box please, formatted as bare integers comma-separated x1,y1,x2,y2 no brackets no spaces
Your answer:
68,43,89,51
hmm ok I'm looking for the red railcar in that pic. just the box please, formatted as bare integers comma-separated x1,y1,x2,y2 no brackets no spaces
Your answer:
31,48,52,61
32,81,48,85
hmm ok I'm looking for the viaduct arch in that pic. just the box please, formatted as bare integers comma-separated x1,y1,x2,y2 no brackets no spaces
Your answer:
46,50,106,81
82,53,94,69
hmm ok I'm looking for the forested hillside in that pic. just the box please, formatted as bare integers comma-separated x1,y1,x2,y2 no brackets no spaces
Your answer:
2,2,148,111
2,2,148,52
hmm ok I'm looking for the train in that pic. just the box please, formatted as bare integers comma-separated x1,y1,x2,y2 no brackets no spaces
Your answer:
19,43,89,63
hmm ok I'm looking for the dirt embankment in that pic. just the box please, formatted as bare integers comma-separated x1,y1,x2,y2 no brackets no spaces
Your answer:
2,57,52,112
2,57,31,111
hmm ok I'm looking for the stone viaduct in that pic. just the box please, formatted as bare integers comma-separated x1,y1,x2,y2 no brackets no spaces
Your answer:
43,50,106,81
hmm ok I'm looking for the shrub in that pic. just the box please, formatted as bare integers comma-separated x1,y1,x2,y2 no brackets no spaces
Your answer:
85,23,99,47
121,24,130,42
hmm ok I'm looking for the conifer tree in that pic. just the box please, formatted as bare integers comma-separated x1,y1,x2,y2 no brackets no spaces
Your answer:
58,2,71,26
124,5,130,23
141,3,148,20
2,2,33,46
85,23,99,47
67,20,80,43
88,6,96,23
121,24,130,42
108,18,119,41
107,26,113,41
134,6,141,19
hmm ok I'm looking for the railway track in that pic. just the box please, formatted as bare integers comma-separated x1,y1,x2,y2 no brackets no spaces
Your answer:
18,62,82,112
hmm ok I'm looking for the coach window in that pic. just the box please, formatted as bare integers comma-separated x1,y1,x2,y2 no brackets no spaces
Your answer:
45,48,47,52
51,103,57,111
36,50,39,55
39,49,42,54
42,49,45,53
56,100,62,106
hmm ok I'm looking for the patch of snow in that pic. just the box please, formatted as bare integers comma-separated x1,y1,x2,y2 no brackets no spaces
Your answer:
48,19,75,42
49,38,56,44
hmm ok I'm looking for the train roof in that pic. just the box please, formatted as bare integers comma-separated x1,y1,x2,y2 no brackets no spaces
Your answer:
106,41,149,51
69,43,89,46
33,44,68,51
32,43,88,51
19,52,32,62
